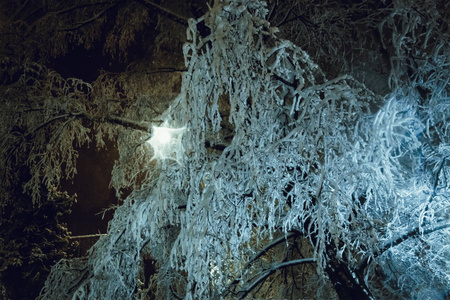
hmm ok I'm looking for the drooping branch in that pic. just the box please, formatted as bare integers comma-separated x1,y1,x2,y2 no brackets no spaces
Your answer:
25,113,74,137
245,231,301,270
235,258,316,300
224,231,302,297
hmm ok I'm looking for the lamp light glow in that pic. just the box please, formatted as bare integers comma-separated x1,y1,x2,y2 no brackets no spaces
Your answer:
147,121,185,164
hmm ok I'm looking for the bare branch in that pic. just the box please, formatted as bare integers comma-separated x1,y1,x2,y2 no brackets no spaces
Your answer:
12,0,30,21
137,0,189,26
59,1,124,32
52,1,119,16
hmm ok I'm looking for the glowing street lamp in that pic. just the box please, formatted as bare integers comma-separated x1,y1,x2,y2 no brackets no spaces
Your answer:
147,121,185,164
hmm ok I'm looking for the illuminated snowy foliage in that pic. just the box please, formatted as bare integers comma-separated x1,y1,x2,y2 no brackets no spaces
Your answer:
36,0,449,299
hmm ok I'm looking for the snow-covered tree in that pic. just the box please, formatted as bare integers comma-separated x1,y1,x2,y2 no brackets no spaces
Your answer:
1,0,449,299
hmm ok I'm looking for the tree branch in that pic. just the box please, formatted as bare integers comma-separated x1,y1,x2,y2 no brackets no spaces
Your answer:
53,1,119,16
358,222,450,273
146,67,187,75
245,232,301,270
69,233,107,240
235,258,316,299
137,0,189,26
277,14,315,28
12,0,30,21
224,231,302,297
379,222,450,256
423,157,447,216
25,113,73,138
24,1,122,35
23,110,152,142
104,114,151,131
272,73,299,89
59,1,123,32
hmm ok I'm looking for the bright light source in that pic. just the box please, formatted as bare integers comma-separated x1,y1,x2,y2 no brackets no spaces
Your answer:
147,121,185,164
152,126,172,145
